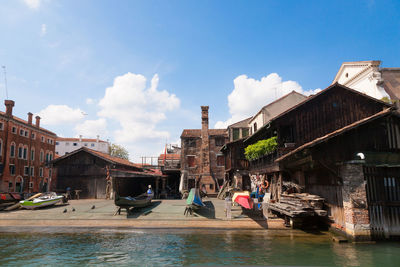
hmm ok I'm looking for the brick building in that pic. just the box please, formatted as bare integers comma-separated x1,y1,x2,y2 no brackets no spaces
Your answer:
180,106,227,195
0,100,57,193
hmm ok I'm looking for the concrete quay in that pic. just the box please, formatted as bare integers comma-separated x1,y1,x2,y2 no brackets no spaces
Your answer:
0,198,286,230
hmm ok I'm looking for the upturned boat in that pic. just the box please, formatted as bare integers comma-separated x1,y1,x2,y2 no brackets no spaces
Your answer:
115,193,152,209
186,188,205,209
20,192,64,209
232,191,254,209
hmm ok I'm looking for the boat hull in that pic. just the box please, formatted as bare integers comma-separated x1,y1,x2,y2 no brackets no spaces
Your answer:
20,196,63,209
186,188,205,209
115,193,152,209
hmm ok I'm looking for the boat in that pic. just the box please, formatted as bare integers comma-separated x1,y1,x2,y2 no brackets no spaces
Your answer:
19,192,64,209
0,192,22,211
186,188,205,210
232,191,254,209
114,193,152,209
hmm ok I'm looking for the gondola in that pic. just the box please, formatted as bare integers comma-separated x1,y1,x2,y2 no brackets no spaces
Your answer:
114,192,152,215
184,188,205,215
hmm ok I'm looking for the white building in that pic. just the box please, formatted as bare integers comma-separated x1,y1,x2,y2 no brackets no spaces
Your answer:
55,135,109,156
332,60,400,100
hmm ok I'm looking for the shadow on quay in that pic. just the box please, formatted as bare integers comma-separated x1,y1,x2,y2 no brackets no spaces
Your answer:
126,201,162,219
194,201,216,219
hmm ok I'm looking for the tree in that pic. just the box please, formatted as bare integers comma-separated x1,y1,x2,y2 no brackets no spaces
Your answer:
109,143,129,160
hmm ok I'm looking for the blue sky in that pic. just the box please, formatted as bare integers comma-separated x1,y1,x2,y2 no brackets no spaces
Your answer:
0,0,399,161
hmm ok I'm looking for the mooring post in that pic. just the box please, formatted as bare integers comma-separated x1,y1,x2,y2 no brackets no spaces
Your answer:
225,196,232,220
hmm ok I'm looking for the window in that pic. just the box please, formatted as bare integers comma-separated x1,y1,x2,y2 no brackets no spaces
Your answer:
84,143,88,147
18,146,23,159
253,122,257,132
49,153,53,161
41,136,45,142
242,128,249,138
232,128,240,141
23,147,27,160
45,152,49,162
217,155,224,167
39,167,43,177
20,129,24,136
40,150,44,162
12,126,16,134
56,142,59,145
215,137,225,146
49,169,52,178
186,139,196,148
56,152,59,155
10,143,15,158
73,143,78,146
29,182,34,189
31,148,35,161
24,130,28,137
66,142,70,146
0,139,2,156
9,165,15,175
24,166,29,176
187,155,196,167
0,122,3,130
31,132,36,139
91,143,95,147
30,166,34,177
209,184,214,190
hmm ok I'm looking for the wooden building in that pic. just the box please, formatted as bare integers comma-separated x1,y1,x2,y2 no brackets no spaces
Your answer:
52,147,163,199
236,83,398,240
180,106,227,195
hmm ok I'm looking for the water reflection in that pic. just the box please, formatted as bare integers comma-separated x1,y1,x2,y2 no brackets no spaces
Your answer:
0,230,399,266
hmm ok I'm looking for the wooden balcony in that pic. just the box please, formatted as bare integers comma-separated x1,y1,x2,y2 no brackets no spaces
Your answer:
249,147,294,173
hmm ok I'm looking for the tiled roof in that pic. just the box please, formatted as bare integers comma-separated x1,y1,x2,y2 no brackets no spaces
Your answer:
158,154,181,160
276,107,395,162
228,117,252,128
181,129,227,138
53,147,143,170
0,111,57,136
56,137,108,143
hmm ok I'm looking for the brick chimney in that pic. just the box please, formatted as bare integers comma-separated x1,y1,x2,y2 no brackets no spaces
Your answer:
35,116,41,128
200,106,210,175
4,100,15,117
27,112,33,125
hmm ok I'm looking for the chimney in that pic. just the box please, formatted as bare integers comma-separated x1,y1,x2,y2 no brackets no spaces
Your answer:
96,135,99,143
27,112,33,125
35,116,41,128
201,106,209,133
79,135,82,142
200,106,210,176
4,100,15,117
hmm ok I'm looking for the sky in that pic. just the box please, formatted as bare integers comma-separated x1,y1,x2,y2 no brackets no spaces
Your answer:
0,0,399,162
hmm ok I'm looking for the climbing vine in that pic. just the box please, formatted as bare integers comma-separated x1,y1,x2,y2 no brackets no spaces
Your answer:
244,136,278,161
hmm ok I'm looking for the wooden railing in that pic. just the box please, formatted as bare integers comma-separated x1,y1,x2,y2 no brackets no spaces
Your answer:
249,147,294,172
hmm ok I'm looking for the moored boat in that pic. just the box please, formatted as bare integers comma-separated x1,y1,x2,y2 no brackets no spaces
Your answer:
19,192,64,209
232,191,254,209
186,188,205,209
115,193,152,209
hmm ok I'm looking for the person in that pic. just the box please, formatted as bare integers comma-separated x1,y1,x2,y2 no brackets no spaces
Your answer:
66,187,71,200
147,185,154,197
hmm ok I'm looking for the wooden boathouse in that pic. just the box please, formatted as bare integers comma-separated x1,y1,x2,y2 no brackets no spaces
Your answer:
226,82,400,240
52,147,164,199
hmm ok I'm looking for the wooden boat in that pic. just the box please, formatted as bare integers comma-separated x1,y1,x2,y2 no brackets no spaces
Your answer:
115,193,152,209
232,191,254,210
186,188,205,209
19,192,63,209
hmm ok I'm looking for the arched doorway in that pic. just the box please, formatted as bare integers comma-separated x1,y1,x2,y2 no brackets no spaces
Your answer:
41,178,48,192
15,176,24,193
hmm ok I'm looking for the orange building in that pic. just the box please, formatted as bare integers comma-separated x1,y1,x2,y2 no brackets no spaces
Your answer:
0,100,57,193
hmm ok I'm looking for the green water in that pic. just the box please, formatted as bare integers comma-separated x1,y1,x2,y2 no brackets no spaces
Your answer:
0,228,399,266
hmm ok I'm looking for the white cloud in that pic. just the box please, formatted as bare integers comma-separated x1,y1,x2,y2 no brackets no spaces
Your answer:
74,118,107,138
86,98,95,105
40,24,47,36
215,73,321,128
98,73,180,143
23,0,41,9
37,105,84,125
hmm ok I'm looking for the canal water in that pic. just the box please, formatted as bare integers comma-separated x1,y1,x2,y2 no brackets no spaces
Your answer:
0,228,399,266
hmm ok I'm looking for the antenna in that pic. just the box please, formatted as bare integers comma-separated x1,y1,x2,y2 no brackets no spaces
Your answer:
1,66,8,99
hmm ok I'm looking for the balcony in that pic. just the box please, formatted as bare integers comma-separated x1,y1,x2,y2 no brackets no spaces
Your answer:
248,147,294,172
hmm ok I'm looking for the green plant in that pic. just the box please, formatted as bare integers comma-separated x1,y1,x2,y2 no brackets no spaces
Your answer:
244,136,278,161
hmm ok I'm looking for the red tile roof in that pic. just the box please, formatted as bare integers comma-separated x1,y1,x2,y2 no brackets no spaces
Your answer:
181,129,227,138
275,107,395,162
0,111,57,136
158,154,181,160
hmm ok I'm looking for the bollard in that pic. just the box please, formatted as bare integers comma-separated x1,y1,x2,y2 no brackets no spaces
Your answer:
225,197,232,220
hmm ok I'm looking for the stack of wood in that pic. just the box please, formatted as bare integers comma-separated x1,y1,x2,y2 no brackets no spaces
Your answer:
268,192,327,218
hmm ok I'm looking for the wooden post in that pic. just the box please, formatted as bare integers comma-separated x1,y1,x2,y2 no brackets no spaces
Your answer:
155,177,159,199
278,172,282,202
